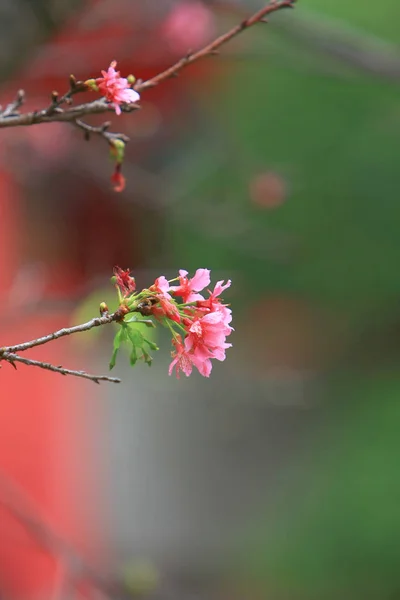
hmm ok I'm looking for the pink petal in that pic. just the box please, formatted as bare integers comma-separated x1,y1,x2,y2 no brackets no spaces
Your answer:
201,311,224,325
212,279,231,297
190,268,211,291
185,292,205,303
155,276,170,293
168,355,179,377
191,353,212,377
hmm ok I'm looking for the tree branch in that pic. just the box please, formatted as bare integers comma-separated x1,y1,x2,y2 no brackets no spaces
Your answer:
73,118,130,144
0,310,125,384
0,97,139,129
0,0,296,137
135,0,296,92
1,352,122,384
2,312,122,354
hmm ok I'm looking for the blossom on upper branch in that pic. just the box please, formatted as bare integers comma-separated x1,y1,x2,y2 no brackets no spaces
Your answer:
95,61,140,115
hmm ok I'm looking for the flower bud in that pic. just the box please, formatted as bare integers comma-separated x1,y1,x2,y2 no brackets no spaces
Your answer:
84,78,99,92
109,139,125,164
99,302,109,316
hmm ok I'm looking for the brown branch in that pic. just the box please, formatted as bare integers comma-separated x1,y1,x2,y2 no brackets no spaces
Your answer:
0,0,295,133
0,311,126,384
2,312,121,354
45,74,88,115
136,0,296,92
73,118,130,144
1,352,122,384
0,89,25,117
0,310,154,383
0,97,139,129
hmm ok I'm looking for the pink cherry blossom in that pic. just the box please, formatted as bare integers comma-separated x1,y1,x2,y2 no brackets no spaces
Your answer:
197,279,232,325
211,279,231,298
169,337,193,378
170,268,211,303
156,296,181,323
149,276,180,323
169,336,213,378
96,61,140,115
185,311,232,361
153,276,170,294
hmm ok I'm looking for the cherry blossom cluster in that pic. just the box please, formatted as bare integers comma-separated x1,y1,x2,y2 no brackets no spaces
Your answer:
113,267,233,378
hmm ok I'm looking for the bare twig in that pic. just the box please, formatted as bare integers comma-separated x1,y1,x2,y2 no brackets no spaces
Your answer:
136,0,296,92
0,0,295,132
73,118,130,144
1,352,122,384
0,311,126,383
1,312,121,354
0,309,155,382
0,98,139,129
0,89,25,117
45,74,88,115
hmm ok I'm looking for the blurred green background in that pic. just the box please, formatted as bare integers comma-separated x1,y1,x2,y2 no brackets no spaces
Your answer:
164,1,400,597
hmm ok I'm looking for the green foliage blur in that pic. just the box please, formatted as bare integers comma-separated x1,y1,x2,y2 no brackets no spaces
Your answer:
166,0,400,597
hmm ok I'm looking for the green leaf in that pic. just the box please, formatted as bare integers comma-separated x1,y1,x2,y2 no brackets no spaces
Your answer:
129,343,138,367
126,326,144,347
109,322,160,370
144,337,159,351
141,349,153,367
125,324,159,368
124,316,155,328
109,326,127,370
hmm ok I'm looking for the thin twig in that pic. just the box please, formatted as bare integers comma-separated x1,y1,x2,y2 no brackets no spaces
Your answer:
1,312,121,354
0,89,25,117
135,0,296,91
73,118,130,144
45,74,88,115
0,311,127,383
1,352,122,384
0,0,295,131
0,98,139,129
0,310,154,382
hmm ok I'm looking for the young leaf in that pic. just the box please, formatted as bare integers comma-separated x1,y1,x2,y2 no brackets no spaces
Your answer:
141,348,153,367
109,326,127,370
129,345,138,366
126,327,144,348
125,316,155,328
125,324,159,368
